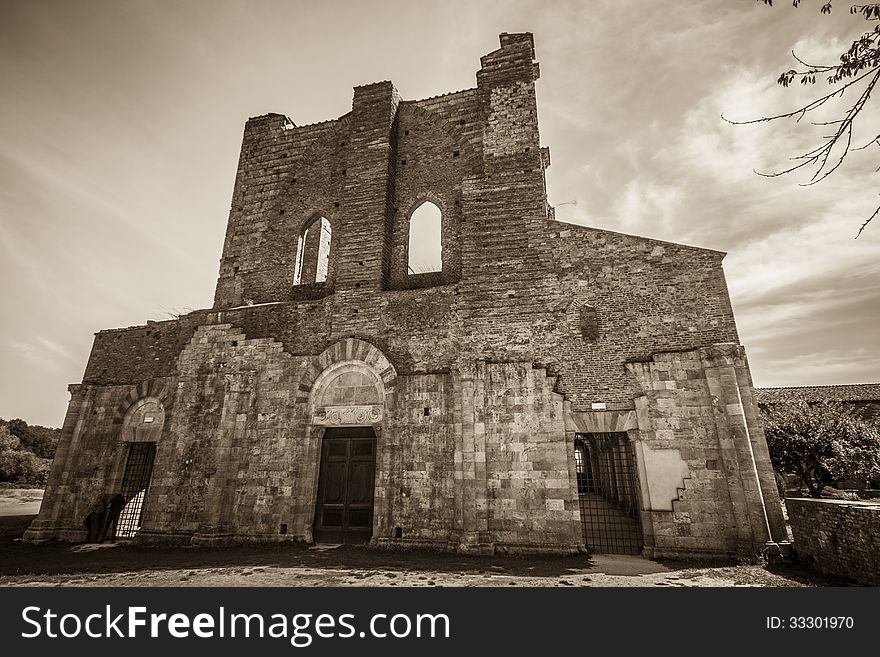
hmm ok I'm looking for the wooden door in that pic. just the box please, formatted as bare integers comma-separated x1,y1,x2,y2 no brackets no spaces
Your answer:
314,428,376,544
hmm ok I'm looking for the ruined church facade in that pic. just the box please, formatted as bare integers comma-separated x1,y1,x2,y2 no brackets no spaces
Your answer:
26,33,787,558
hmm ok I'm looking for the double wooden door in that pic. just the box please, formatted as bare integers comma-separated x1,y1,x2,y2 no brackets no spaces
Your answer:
314,427,376,544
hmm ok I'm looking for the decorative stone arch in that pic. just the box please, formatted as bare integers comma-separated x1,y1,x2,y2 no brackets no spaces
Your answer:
295,338,397,543
120,397,165,443
111,379,173,427
296,337,397,415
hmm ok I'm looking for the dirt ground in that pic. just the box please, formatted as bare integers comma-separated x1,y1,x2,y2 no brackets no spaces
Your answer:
0,515,848,587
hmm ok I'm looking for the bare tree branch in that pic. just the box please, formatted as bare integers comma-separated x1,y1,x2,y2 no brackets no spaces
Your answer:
745,1,880,235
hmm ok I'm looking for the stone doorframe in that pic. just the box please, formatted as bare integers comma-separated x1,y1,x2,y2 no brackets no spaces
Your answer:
563,406,655,552
295,338,397,543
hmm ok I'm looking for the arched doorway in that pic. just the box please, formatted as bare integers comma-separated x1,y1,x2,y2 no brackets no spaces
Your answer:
300,338,397,545
116,397,164,538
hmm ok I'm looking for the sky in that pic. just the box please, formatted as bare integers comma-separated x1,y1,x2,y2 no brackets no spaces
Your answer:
1,0,878,426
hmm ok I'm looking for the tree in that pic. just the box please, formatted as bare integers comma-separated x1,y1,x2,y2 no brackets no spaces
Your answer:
761,399,880,496
0,424,51,486
731,1,880,236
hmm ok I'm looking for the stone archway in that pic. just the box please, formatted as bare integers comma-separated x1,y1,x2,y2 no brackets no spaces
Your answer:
296,338,396,544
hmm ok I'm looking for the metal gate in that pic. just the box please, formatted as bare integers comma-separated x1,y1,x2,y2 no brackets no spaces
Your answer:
116,442,157,538
314,427,376,544
574,432,643,554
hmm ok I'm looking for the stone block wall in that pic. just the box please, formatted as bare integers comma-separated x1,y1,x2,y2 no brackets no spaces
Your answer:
787,498,880,585
626,344,787,558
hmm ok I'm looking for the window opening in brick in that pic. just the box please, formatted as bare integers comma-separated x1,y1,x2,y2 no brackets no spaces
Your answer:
574,432,642,554
407,201,442,274
294,215,332,285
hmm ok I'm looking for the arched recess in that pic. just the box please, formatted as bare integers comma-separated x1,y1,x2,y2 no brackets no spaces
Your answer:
294,214,333,285
407,200,443,274
294,338,397,544
105,380,173,540
297,337,398,414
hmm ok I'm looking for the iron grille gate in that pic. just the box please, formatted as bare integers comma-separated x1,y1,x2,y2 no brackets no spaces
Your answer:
574,432,643,554
116,442,157,538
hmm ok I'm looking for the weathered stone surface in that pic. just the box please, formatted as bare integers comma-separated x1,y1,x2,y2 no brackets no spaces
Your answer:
25,33,783,558
787,498,880,585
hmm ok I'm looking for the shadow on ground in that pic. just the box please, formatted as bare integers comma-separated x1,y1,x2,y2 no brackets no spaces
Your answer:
0,515,845,587
1,515,601,579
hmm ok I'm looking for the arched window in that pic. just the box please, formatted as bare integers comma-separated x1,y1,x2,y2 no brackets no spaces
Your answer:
294,216,332,285
407,201,442,274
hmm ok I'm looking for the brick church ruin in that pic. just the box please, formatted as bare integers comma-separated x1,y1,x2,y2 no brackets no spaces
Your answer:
26,33,788,558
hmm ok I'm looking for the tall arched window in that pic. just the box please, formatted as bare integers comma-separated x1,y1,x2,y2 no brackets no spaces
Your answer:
407,201,442,274
294,215,332,285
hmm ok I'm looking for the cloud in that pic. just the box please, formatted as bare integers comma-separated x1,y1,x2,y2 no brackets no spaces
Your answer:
9,336,78,369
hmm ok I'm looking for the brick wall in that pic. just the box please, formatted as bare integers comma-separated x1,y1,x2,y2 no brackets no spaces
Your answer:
787,498,880,585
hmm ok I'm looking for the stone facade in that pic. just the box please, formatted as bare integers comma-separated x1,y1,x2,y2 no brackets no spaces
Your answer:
25,33,787,558
787,498,880,585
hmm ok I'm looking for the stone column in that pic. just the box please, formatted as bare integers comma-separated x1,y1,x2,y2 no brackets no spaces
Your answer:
452,360,492,553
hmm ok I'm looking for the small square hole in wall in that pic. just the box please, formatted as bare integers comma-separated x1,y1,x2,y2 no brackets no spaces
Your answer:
353,309,359,314
395,527,403,539
231,340,238,347
334,202,340,208
423,407,430,416
279,209,285,215
453,150,460,157
280,523,288,535
401,159,407,166
233,266,239,273
404,130,409,136
292,178,297,184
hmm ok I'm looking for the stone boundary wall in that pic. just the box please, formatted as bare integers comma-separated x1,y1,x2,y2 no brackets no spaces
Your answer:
787,498,880,585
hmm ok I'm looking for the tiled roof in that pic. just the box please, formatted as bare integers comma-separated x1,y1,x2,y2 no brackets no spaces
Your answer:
755,383,880,404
